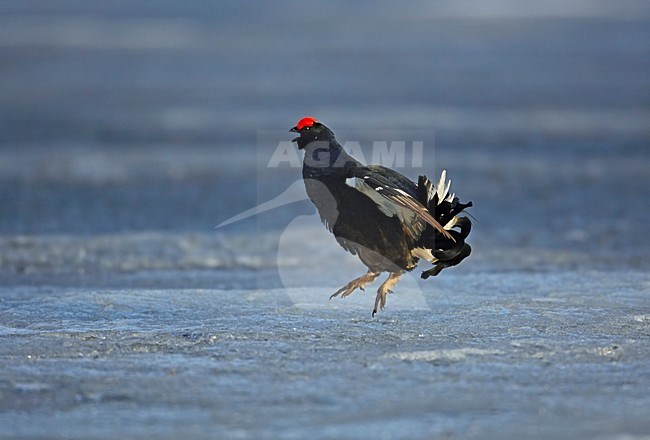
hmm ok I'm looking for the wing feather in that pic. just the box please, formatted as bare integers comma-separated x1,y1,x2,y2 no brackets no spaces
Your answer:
348,167,455,241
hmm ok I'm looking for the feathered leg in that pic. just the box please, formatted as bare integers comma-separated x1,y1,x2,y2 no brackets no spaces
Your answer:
330,270,380,300
373,271,403,316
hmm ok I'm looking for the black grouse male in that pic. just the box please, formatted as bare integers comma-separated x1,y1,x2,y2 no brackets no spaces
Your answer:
290,117,472,315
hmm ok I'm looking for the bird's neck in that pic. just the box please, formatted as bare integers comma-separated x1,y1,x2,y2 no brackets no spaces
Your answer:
302,139,358,177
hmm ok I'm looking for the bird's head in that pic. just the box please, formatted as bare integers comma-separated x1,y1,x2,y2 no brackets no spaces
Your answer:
290,117,335,150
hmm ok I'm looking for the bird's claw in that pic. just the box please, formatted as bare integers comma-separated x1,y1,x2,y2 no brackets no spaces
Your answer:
372,294,386,317
329,287,347,300
371,272,402,316
329,282,358,300
330,272,379,300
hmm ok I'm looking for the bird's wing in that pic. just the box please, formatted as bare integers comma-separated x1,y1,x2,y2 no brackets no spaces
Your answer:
346,166,454,241
365,165,418,196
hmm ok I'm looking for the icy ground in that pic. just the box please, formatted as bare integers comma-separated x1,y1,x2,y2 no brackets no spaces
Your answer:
1,271,649,439
1,0,650,439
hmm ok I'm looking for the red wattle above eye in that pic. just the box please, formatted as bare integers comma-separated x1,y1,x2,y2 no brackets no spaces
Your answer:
296,116,317,130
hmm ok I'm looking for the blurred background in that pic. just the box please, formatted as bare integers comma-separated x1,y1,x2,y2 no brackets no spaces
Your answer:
1,1,649,288
1,0,649,262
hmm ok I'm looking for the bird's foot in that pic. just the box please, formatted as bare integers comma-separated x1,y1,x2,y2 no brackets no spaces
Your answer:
330,271,380,300
372,271,404,316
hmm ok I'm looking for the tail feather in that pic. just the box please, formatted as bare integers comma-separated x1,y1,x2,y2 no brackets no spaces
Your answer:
434,169,454,205
415,170,473,278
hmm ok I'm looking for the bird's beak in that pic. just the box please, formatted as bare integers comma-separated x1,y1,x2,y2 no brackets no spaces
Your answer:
290,126,300,142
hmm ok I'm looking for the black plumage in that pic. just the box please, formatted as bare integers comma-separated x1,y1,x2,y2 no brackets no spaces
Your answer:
290,117,472,315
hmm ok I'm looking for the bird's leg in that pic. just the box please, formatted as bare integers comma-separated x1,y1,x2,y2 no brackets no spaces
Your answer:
330,270,380,300
373,271,404,316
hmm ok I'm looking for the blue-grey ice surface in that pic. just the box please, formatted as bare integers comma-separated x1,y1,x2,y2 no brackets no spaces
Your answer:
1,1,650,439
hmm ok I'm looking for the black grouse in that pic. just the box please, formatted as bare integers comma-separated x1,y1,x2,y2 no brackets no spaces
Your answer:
290,117,472,316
